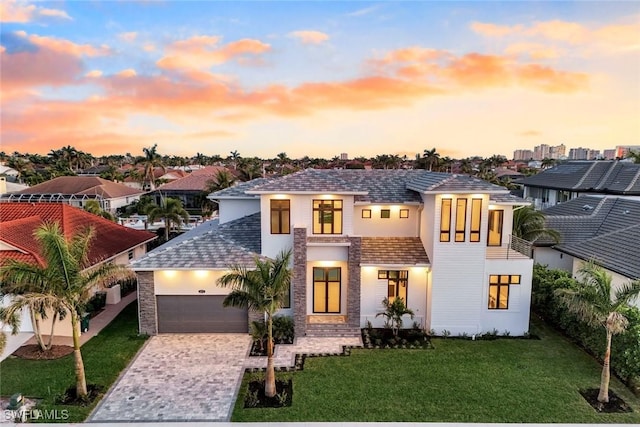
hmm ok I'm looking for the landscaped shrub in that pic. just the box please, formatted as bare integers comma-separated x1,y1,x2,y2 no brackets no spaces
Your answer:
249,316,295,356
117,278,137,297
85,291,107,315
272,315,295,344
532,264,640,388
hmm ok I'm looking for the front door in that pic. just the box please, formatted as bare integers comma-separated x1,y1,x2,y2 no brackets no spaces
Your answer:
313,267,341,313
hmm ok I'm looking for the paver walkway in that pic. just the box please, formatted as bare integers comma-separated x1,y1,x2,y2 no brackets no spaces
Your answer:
90,334,362,422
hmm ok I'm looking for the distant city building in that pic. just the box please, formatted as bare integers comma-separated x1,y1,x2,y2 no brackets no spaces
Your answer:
568,147,600,160
513,149,533,161
603,149,616,160
549,144,566,159
533,144,549,161
340,153,349,161
615,145,640,159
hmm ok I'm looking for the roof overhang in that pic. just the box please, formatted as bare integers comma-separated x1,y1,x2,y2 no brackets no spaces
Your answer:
421,190,509,195
354,201,422,206
245,190,369,195
361,263,431,268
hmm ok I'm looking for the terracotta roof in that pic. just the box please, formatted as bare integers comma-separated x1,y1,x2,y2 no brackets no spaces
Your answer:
156,166,230,191
0,203,156,267
361,237,430,265
12,176,145,198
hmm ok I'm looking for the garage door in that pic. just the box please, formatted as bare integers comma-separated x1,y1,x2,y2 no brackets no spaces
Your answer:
157,295,248,333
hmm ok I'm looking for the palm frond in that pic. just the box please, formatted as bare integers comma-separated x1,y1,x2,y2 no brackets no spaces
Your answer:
612,279,640,310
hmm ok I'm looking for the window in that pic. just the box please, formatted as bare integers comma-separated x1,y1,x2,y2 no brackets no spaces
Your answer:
313,200,343,234
455,198,467,242
270,199,290,234
488,275,520,309
440,198,452,242
362,209,372,219
128,250,134,260
381,209,390,219
379,270,408,304
313,267,341,313
470,198,482,242
400,209,409,219
487,210,503,246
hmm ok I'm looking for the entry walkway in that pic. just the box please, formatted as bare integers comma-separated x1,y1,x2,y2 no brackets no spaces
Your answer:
89,334,362,422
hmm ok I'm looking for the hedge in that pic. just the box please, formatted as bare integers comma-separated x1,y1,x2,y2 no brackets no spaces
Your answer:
532,264,640,387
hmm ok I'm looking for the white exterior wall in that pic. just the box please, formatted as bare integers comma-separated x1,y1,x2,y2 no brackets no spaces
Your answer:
360,266,429,329
218,199,260,224
480,258,534,335
155,270,231,295
353,205,419,237
533,247,574,271
260,194,355,259
571,260,640,310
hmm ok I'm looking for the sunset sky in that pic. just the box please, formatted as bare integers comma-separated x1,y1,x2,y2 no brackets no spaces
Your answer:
1,1,639,160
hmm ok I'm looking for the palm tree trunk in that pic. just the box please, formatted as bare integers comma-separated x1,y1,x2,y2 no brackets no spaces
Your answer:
71,312,88,399
598,331,612,403
44,314,58,351
164,219,170,241
265,313,276,398
30,309,47,351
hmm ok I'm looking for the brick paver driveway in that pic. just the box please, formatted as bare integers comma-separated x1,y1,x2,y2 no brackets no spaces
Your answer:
89,334,252,422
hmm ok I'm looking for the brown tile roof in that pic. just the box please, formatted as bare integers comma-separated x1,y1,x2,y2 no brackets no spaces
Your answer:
156,166,229,191
0,203,156,267
361,237,430,265
13,176,145,199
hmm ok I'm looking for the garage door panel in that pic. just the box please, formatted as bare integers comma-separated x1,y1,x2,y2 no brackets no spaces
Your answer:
157,295,248,333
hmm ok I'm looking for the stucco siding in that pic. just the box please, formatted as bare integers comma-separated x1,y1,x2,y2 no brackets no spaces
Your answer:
353,205,419,237
534,247,574,271
219,199,260,224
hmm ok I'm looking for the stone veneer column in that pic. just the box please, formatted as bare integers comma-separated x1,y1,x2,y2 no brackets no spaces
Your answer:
293,227,307,337
347,237,362,328
136,271,157,335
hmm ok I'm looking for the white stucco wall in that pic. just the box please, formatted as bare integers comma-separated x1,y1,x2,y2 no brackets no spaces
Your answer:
353,205,419,237
218,199,260,224
533,247,574,271
154,270,231,295
360,266,429,329
1,295,33,333
571,259,640,310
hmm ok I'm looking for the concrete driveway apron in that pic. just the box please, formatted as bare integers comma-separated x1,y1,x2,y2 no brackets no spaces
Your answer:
89,334,251,422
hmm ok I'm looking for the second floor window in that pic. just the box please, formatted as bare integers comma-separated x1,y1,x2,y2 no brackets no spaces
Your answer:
270,199,290,234
440,198,452,242
470,198,482,242
455,198,467,242
313,199,343,234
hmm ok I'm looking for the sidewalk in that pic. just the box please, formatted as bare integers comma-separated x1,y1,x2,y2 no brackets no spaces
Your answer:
24,291,137,347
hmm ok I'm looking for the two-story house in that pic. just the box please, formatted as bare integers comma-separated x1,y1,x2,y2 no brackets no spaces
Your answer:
132,169,533,337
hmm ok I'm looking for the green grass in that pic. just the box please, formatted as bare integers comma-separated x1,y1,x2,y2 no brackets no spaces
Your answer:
232,318,640,422
0,301,147,423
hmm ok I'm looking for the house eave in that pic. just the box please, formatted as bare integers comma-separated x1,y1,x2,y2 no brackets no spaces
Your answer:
245,190,369,195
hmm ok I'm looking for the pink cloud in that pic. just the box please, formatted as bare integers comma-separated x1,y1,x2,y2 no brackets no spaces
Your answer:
0,0,71,23
289,30,330,44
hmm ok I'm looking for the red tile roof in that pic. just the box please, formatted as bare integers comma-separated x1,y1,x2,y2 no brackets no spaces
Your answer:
0,203,156,267
156,166,230,191
14,176,145,198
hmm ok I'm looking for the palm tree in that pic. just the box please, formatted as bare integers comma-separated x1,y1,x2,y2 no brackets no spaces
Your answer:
512,206,560,243
217,249,292,398
422,148,440,171
626,150,640,164
205,170,237,193
0,223,134,398
83,199,115,221
146,196,189,241
555,261,640,403
136,144,165,191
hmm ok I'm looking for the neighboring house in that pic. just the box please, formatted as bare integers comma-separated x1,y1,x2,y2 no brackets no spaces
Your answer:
520,160,640,210
122,167,189,190
0,202,156,336
534,195,640,309
1,176,146,213
133,169,534,337
153,166,230,212
0,165,20,182
0,177,28,195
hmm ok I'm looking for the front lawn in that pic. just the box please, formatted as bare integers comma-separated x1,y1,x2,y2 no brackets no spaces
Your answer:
0,301,147,423
233,317,640,422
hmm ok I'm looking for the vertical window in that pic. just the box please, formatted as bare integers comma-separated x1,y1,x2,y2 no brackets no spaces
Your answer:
400,209,409,219
488,274,520,309
313,267,341,313
455,198,467,242
381,209,391,219
379,270,409,304
440,198,452,242
128,250,134,260
470,198,482,242
487,210,504,246
270,199,290,234
313,200,343,234
362,209,372,219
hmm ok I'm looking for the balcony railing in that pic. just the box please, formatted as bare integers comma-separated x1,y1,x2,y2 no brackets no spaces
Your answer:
486,234,533,260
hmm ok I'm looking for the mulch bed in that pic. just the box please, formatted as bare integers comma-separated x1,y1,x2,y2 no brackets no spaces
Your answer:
56,384,105,406
244,379,293,408
249,338,294,357
13,344,74,360
362,328,432,349
579,388,633,413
